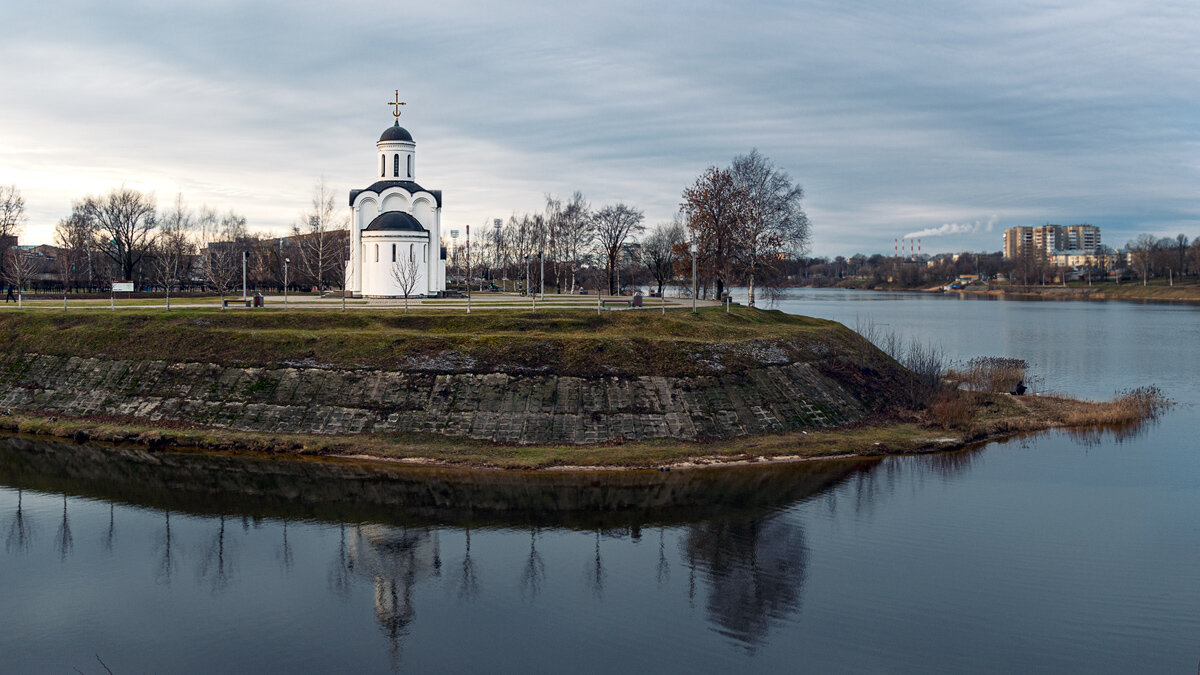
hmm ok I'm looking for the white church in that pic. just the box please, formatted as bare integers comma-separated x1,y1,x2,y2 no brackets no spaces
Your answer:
345,95,447,298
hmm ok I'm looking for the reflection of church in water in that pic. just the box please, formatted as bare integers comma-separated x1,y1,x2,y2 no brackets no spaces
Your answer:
346,524,441,649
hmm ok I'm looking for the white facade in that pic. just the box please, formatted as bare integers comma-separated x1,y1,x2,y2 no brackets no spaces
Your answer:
345,121,447,298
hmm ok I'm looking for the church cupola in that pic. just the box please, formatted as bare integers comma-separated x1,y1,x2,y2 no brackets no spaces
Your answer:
377,91,416,180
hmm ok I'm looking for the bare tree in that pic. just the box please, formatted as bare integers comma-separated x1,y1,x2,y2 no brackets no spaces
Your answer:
390,248,421,313
0,185,26,282
2,248,37,307
643,218,686,297
84,187,157,283
296,178,350,295
1126,233,1158,286
54,209,100,292
556,192,593,292
731,149,810,306
197,207,240,308
593,204,644,295
681,166,742,300
1174,234,1190,279
150,228,195,310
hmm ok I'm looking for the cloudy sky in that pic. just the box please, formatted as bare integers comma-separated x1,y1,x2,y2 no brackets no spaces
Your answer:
2,0,1197,256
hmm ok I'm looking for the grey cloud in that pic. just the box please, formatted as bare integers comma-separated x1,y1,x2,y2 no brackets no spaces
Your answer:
1,0,1198,254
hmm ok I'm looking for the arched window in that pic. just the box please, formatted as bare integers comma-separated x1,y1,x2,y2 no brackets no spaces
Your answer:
391,244,396,262
374,244,378,262
407,155,413,178
393,154,399,177
409,243,414,262
380,155,385,177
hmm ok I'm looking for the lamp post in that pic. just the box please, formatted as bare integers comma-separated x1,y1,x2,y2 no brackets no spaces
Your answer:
283,257,289,309
690,236,698,314
538,251,544,300
466,225,471,315
242,250,248,302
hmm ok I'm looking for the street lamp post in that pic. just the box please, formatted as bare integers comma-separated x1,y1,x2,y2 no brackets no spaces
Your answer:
283,257,289,309
242,250,248,302
466,225,471,315
690,236,698,314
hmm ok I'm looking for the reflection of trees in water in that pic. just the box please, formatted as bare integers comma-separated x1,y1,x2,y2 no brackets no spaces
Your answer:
520,526,546,601
155,510,179,586
103,502,116,552
54,494,73,562
6,488,34,554
458,527,479,602
657,527,670,585
197,515,235,593
585,529,606,599
328,523,354,598
276,520,294,573
681,514,807,651
822,452,983,521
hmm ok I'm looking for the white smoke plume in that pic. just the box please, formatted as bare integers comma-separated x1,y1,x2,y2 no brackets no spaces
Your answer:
904,214,997,239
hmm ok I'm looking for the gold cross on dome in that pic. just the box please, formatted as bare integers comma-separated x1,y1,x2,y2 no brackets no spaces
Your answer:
388,90,406,120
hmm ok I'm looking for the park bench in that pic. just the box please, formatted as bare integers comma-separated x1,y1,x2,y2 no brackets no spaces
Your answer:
600,298,632,308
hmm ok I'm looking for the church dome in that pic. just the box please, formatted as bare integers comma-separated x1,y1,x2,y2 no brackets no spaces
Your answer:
363,211,427,232
379,122,414,143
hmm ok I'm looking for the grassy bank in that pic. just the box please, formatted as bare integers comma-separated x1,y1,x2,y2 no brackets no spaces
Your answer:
0,306,854,378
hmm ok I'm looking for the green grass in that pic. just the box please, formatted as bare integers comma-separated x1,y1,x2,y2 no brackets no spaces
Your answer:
0,305,852,378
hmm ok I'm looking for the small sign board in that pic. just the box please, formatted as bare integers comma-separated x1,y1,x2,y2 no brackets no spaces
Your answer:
112,281,134,293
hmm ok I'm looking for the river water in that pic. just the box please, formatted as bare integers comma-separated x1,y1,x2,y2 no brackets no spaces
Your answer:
2,289,1197,673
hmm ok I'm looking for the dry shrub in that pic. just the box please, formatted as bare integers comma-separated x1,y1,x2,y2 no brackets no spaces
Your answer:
953,357,1027,393
1067,385,1170,425
853,317,947,406
928,390,974,430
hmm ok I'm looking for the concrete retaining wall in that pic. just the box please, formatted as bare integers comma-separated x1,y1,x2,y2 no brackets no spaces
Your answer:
0,353,869,444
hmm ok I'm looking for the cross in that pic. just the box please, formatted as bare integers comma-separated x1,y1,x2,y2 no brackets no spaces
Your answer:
388,90,406,120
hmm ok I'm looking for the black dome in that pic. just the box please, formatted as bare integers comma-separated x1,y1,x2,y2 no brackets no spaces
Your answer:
363,211,427,232
379,121,414,143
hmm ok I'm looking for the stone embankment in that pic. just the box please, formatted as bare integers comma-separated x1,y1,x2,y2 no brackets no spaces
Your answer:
0,352,870,445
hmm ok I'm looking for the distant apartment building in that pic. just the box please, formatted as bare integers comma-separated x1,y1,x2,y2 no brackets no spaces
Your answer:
1003,223,1101,259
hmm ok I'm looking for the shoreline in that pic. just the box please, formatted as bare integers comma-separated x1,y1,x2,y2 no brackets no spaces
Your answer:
803,283,1200,304
0,391,1154,472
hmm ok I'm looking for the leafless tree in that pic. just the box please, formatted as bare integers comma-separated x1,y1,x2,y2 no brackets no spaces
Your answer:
555,192,593,292
83,187,157,283
642,218,686,296
681,166,742,299
731,149,810,306
150,228,195,310
296,178,350,295
54,209,100,292
593,203,644,295
390,246,421,313
0,185,26,282
1126,233,1158,286
150,195,198,308
1188,239,1200,278
1173,234,1191,279
3,247,38,306
198,207,240,308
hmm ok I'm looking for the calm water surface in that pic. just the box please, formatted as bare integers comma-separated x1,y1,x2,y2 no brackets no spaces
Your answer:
2,289,1198,673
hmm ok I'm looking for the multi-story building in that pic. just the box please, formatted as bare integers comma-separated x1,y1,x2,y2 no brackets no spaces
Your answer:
1003,224,1101,259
